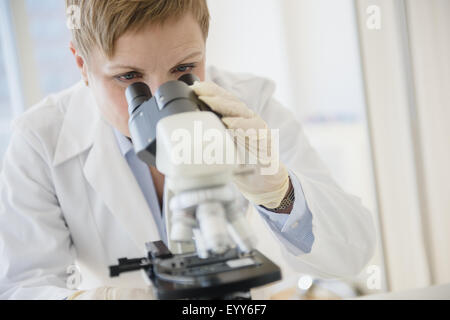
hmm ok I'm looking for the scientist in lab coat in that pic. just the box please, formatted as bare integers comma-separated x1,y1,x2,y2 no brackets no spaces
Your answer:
0,0,375,300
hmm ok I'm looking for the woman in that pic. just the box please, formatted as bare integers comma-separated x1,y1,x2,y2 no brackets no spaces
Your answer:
0,0,375,299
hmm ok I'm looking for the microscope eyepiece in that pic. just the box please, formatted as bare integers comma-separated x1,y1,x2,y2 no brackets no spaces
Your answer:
178,73,200,86
126,82,152,115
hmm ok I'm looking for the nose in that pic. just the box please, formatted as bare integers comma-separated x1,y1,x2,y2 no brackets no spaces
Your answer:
147,75,177,95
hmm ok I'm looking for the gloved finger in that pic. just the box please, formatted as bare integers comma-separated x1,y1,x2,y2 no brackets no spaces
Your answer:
191,81,233,98
223,117,272,159
69,287,156,300
197,95,255,118
110,287,156,300
222,116,268,130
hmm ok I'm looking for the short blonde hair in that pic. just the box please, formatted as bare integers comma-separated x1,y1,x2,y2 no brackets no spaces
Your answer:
66,0,210,59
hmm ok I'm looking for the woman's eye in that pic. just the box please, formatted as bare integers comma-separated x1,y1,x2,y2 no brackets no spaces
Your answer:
173,64,196,74
116,72,142,82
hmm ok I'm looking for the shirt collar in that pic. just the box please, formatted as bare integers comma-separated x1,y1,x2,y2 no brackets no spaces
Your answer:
113,128,134,157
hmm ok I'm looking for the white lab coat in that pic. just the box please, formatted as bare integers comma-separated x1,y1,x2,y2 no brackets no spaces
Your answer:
0,66,376,300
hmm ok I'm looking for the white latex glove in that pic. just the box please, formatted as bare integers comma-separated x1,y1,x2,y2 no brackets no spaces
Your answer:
190,81,290,209
67,287,155,300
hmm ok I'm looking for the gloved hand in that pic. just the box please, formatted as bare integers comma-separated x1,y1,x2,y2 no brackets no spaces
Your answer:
190,81,290,209
67,287,155,300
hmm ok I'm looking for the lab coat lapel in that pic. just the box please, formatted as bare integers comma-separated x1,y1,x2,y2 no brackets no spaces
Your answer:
53,82,98,166
83,117,161,252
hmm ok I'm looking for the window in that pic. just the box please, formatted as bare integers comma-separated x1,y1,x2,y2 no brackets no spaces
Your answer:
0,0,80,163
25,0,80,96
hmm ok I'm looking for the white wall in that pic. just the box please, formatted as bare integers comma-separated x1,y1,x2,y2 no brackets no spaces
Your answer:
206,0,292,111
207,0,367,122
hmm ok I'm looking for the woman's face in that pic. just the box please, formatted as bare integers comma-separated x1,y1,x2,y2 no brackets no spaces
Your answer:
72,13,206,137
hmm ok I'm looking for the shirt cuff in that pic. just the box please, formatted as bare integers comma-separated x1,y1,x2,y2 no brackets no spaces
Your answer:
254,169,315,254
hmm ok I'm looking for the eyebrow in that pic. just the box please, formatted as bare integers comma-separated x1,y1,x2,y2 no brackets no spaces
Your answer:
107,64,145,73
107,51,203,72
172,51,203,67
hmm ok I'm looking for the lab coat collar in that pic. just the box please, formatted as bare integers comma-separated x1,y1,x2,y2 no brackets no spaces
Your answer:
53,81,100,167
83,117,161,251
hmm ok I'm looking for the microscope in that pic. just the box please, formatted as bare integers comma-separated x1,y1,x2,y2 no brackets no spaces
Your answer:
109,74,281,299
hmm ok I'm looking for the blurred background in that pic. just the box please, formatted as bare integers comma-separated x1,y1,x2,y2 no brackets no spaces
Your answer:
0,0,448,299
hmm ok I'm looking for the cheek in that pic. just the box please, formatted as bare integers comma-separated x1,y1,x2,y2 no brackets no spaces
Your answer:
93,80,130,132
194,63,206,82
109,86,129,118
